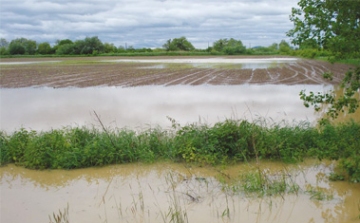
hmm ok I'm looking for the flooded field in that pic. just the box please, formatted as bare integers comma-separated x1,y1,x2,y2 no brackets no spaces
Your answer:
1,84,328,132
1,160,360,223
0,57,359,223
0,56,351,87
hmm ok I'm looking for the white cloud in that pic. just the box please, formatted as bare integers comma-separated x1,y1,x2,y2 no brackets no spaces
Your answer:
0,0,299,48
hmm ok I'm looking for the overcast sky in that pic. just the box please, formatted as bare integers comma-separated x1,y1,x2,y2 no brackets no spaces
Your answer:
0,0,299,49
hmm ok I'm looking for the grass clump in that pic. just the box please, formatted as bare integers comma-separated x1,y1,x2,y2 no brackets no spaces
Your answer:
229,169,299,197
0,119,359,182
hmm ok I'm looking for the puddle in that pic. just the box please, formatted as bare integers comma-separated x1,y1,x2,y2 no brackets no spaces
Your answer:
1,160,359,223
103,58,298,70
0,85,328,132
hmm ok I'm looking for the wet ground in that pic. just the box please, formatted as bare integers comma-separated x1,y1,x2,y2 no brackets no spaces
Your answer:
0,56,351,87
1,160,360,223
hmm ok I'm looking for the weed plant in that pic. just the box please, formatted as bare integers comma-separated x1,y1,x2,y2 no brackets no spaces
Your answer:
0,119,359,182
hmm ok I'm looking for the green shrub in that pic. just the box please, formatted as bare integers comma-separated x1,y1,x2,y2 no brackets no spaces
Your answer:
0,119,359,182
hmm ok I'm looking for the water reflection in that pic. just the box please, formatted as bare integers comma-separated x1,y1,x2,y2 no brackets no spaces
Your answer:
0,61,61,65
0,85,329,132
105,57,298,70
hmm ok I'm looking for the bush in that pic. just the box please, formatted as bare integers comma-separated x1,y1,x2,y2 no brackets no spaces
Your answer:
1,120,359,182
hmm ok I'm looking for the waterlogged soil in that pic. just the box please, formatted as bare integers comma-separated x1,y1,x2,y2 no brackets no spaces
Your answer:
0,56,352,88
1,160,360,223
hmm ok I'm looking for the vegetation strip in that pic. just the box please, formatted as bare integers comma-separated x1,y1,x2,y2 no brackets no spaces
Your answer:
1,119,359,182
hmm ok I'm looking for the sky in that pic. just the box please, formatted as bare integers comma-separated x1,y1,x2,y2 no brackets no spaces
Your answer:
0,0,299,49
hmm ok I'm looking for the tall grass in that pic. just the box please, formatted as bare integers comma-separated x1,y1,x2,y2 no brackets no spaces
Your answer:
1,119,359,181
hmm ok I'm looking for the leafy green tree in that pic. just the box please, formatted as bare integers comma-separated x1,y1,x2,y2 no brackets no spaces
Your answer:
287,0,360,58
213,39,227,52
37,42,53,54
213,38,246,55
82,36,104,54
0,47,8,55
70,36,104,55
56,43,75,55
73,40,86,54
103,42,117,53
0,38,9,48
279,40,292,54
117,46,126,53
8,42,26,55
288,0,360,119
9,38,36,55
57,39,73,46
298,39,319,50
268,43,279,52
53,39,73,52
163,37,195,51
0,38,9,55
289,0,360,183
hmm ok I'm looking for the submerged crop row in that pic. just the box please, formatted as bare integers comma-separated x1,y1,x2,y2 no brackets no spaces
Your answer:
0,119,359,182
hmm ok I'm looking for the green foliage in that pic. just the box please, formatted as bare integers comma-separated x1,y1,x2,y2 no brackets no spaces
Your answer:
239,169,299,196
300,67,360,119
163,37,195,51
213,38,246,55
287,0,360,57
8,42,26,55
1,120,359,182
9,38,37,55
37,42,53,54
278,40,292,54
0,132,10,165
55,36,105,55
289,0,360,120
0,47,9,55
103,42,117,53
56,43,75,55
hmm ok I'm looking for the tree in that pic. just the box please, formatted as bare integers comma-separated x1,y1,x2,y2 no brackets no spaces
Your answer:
57,39,73,46
162,37,195,51
103,42,117,53
288,0,360,119
56,43,75,55
288,0,360,183
213,38,246,55
8,42,25,55
287,0,360,58
0,38,9,55
9,38,36,55
0,38,9,48
53,39,73,52
37,42,53,54
278,40,292,54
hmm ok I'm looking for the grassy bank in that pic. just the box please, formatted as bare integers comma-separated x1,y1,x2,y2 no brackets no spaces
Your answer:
1,119,359,182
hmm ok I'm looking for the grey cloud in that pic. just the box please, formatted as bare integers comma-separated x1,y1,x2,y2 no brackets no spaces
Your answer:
0,0,299,48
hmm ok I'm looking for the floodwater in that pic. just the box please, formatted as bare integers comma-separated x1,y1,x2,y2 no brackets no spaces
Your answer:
1,58,359,223
0,84,328,133
0,61,61,65
104,57,298,70
1,160,360,223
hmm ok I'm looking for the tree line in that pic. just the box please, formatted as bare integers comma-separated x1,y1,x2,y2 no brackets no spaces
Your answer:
0,36,297,56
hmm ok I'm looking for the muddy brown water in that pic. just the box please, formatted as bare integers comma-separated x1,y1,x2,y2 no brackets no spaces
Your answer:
1,160,360,223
